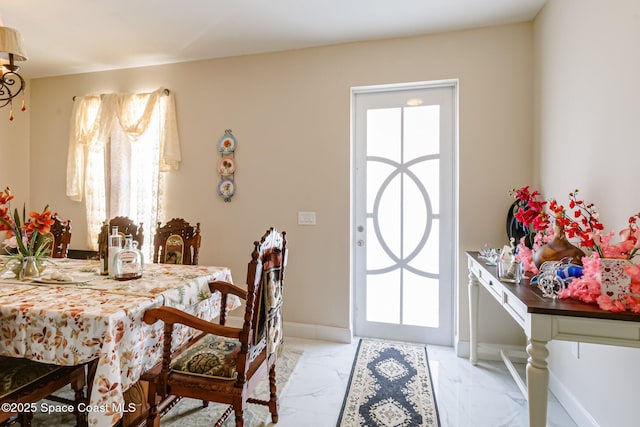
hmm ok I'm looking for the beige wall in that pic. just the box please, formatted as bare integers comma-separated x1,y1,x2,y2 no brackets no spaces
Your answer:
535,0,640,425
11,2,640,422
0,92,31,211
23,23,533,342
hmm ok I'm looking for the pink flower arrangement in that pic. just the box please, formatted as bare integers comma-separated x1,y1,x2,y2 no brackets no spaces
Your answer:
547,190,640,312
514,228,553,275
558,254,640,313
509,187,640,312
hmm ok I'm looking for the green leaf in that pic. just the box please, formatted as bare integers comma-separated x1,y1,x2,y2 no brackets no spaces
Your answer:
13,207,21,229
8,207,30,255
28,230,39,256
34,234,51,258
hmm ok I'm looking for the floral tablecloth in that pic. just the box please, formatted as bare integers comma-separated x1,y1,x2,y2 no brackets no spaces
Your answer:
0,258,240,426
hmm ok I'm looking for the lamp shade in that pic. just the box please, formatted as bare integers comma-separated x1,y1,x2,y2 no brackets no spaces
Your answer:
0,26,28,61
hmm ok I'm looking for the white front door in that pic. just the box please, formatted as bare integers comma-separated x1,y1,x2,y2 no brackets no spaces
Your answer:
352,82,456,345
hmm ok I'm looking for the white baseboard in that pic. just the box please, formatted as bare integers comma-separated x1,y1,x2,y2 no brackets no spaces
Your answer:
454,338,468,358
549,371,600,427
284,321,352,343
226,316,352,344
456,339,599,427
454,339,527,362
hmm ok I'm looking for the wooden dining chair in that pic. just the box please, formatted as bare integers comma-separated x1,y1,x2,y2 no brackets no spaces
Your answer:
36,216,72,258
142,227,287,427
97,216,144,249
0,356,87,427
152,218,201,265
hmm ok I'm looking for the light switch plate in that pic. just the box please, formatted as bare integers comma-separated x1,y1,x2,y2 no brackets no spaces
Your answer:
298,211,316,225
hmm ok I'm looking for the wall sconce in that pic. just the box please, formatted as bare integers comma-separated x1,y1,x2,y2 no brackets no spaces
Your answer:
0,25,28,120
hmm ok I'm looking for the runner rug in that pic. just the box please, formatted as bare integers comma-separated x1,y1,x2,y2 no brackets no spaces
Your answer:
337,339,440,427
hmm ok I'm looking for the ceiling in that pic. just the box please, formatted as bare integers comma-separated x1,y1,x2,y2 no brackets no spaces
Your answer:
0,0,546,79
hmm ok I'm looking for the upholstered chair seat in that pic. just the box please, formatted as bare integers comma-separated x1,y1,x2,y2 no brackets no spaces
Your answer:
0,356,87,426
170,336,241,380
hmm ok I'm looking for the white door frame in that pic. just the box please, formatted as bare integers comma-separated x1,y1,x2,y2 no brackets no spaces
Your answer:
350,79,459,345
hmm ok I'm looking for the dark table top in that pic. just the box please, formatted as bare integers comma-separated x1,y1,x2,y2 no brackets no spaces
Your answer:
467,251,640,322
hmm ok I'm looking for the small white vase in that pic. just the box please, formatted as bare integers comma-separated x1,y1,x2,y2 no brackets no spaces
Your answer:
600,258,632,300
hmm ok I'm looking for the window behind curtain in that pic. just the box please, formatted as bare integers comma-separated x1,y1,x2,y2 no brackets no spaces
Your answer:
67,88,180,260
108,113,164,261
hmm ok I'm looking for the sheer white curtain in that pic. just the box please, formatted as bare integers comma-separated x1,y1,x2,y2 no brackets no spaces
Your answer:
66,88,180,258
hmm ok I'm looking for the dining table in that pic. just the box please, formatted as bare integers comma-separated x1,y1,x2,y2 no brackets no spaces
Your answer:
0,256,240,427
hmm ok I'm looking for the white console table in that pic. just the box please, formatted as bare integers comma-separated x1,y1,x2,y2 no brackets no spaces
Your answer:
467,251,640,427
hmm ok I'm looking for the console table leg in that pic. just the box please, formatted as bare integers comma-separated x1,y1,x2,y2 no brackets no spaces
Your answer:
468,271,479,365
526,338,550,427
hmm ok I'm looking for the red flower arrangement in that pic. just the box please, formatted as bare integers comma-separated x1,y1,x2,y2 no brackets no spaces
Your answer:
548,190,640,260
511,186,553,275
0,187,55,264
512,185,551,233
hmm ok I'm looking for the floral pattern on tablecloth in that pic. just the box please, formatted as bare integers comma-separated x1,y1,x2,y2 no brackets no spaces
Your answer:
0,258,239,427
0,282,33,297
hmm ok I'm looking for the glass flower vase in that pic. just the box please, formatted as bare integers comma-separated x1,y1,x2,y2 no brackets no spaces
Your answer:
19,256,41,279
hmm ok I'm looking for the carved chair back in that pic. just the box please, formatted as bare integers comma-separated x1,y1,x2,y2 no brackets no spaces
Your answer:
152,218,201,265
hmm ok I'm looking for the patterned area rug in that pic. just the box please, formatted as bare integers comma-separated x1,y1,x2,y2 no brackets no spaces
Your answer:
337,339,440,427
30,346,302,427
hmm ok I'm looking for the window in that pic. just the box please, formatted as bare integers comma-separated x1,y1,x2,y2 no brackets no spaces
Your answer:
67,88,180,259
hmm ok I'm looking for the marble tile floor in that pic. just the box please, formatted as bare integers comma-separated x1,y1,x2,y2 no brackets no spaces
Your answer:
277,336,577,427
31,336,577,426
